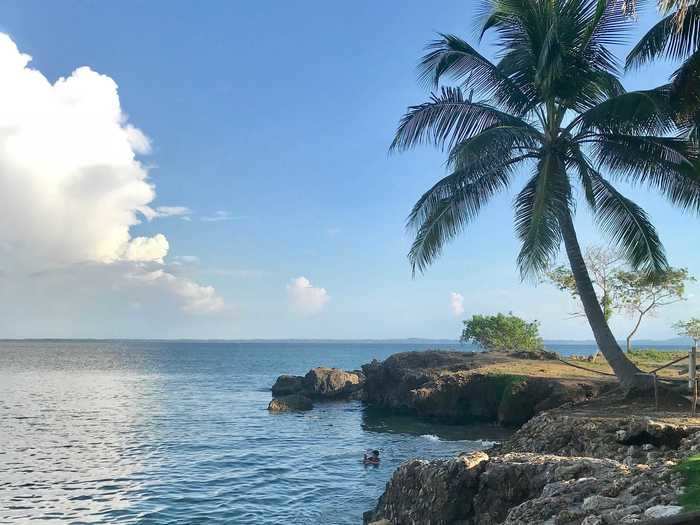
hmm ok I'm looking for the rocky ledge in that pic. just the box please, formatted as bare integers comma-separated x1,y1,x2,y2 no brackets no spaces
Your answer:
361,351,608,426
269,350,610,425
364,413,700,524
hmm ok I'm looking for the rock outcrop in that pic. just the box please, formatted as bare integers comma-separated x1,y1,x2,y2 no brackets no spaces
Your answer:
269,367,365,410
303,367,364,399
361,351,606,425
365,414,700,524
267,394,313,412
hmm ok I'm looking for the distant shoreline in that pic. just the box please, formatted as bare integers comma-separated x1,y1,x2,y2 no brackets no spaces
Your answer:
0,337,693,346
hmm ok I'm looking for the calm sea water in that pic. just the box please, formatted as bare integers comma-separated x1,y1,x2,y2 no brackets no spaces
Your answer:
0,340,682,524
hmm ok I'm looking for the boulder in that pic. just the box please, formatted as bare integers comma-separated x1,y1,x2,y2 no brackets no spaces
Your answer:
267,394,313,412
271,374,305,396
303,367,364,399
643,505,683,518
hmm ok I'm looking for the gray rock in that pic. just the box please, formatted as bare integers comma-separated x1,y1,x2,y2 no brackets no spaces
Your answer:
270,374,305,396
303,367,364,399
582,495,618,512
267,394,313,412
581,516,604,525
643,505,683,518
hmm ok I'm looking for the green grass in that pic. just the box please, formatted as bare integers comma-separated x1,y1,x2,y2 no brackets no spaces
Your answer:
627,348,687,364
676,454,700,511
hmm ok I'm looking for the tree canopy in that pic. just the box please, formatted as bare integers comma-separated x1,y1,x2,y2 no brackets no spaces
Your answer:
460,313,544,352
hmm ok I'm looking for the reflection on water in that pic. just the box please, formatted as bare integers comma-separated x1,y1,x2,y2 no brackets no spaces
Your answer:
1,340,500,524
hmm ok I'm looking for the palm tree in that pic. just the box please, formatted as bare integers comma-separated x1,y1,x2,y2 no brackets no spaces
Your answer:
627,0,700,139
392,0,700,388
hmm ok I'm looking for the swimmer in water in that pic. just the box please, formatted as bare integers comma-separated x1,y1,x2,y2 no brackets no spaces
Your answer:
363,450,380,465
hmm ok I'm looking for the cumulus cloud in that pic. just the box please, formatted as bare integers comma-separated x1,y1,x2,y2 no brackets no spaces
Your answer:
0,33,224,317
287,277,329,315
450,292,465,317
128,269,225,315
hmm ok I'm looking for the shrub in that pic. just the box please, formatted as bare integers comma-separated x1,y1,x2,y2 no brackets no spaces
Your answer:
460,313,544,353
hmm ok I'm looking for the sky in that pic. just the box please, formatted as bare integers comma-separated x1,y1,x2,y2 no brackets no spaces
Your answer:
0,0,696,341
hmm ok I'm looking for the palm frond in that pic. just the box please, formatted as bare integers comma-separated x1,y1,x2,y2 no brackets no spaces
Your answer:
574,88,677,135
408,151,531,274
570,152,669,273
418,33,530,113
588,170,668,274
514,154,572,278
626,4,700,69
588,132,700,213
390,87,531,152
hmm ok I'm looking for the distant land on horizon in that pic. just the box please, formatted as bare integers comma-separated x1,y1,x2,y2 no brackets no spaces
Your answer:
0,337,694,346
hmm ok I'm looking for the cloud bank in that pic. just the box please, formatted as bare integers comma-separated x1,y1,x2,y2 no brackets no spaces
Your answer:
287,277,329,315
0,33,224,318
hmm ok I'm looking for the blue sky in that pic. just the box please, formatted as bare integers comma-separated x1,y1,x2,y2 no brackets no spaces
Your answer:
0,1,696,341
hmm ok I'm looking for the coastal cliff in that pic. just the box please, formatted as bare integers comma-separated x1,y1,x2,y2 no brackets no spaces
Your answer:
360,350,607,425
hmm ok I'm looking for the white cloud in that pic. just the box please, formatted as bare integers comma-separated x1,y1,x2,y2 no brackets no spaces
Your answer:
128,268,225,315
123,234,169,263
0,33,224,318
201,210,234,222
154,206,191,219
287,276,329,315
450,292,465,317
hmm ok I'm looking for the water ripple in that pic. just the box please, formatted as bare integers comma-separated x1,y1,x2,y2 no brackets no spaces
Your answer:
0,340,511,524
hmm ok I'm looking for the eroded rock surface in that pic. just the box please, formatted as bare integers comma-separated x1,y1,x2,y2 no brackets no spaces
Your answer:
365,414,700,525
361,351,605,425
303,367,364,399
270,367,364,402
267,394,313,412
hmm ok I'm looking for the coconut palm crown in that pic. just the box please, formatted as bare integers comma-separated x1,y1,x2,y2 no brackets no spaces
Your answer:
392,0,700,386
626,0,700,139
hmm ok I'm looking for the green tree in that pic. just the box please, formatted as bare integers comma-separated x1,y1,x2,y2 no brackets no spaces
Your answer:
674,317,700,345
391,0,700,388
460,313,544,352
615,268,692,352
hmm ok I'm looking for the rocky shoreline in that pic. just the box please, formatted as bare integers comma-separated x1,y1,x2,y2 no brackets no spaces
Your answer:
364,414,699,524
268,350,700,524
269,350,608,426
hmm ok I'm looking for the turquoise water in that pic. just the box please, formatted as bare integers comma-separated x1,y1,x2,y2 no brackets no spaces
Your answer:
0,340,683,523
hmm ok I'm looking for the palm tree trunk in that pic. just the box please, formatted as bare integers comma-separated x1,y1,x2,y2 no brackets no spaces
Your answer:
559,212,644,389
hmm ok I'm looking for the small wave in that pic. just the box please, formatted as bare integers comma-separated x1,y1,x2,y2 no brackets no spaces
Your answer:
420,434,440,442
477,440,499,447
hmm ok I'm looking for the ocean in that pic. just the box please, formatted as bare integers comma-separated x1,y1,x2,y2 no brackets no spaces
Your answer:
0,340,683,524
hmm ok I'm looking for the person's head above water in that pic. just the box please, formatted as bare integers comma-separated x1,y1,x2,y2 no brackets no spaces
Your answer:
372,450,379,457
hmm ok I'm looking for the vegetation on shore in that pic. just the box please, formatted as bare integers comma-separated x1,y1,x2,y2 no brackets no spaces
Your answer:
460,313,543,352
676,454,700,511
